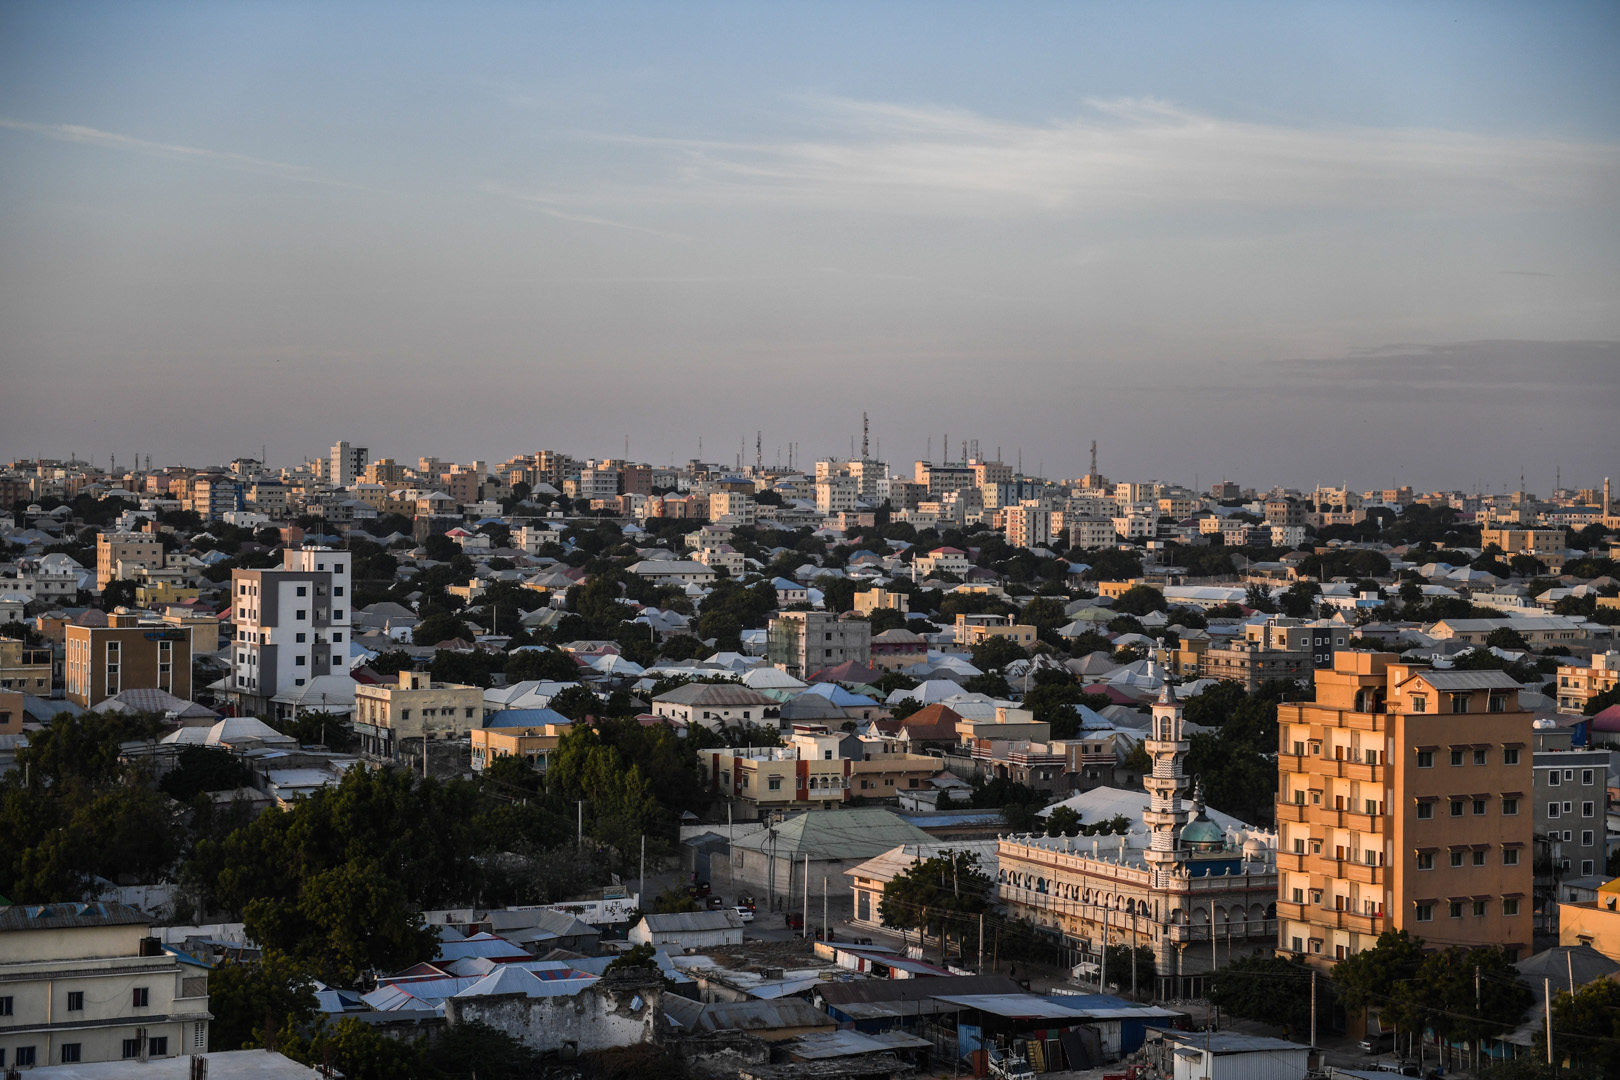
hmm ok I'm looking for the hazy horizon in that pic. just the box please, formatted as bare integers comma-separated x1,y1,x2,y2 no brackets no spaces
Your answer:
3,3,1617,492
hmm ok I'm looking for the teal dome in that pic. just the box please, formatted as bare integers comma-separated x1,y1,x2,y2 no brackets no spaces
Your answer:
1181,815,1224,852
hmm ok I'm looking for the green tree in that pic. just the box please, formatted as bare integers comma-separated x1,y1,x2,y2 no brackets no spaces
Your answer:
505,646,582,683
1485,625,1529,651
207,952,319,1051
212,767,468,986
288,1016,425,1080
1332,930,1426,1035
1046,805,1082,837
1541,977,1620,1075
99,579,138,609
1021,682,1087,738
412,611,471,646
971,635,1029,671
1112,585,1168,617
880,850,992,964
652,886,698,914
1081,548,1143,582
159,747,254,801
1583,683,1620,716
1209,954,1326,1039
1278,580,1322,618
1407,945,1530,1048
971,778,1043,831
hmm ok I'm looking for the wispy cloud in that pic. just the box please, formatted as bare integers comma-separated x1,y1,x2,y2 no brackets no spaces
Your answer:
574,96,1620,219
0,116,365,189
481,182,690,241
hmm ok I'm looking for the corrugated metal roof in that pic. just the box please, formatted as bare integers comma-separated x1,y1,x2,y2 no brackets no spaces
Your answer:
641,909,745,932
731,808,936,861
933,993,1095,1019
790,1030,933,1059
1401,670,1525,691
653,683,777,707
675,998,832,1033
0,901,148,932
818,974,1022,1005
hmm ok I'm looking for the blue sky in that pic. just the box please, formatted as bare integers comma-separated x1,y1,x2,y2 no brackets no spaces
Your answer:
2,2,1616,490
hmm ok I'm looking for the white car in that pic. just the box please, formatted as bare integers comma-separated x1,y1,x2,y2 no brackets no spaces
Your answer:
733,906,755,922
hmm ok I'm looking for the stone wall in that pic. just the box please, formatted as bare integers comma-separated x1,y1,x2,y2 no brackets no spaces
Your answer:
444,974,663,1055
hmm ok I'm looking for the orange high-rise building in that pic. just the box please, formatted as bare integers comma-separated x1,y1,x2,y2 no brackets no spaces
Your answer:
1276,652,1533,965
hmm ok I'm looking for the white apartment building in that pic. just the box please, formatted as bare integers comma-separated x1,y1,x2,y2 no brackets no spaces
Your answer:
815,475,859,515
330,441,368,488
1003,502,1057,549
1065,516,1119,551
228,546,352,716
575,468,620,502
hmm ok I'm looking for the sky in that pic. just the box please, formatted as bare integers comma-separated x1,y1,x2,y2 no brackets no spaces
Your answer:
2,1,1617,493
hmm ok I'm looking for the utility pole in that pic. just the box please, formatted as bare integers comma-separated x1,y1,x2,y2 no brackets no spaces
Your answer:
822,874,828,944
1100,908,1108,991
1474,965,1481,1075
1210,901,1217,975
1545,977,1553,1066
979,913,984,972
802,854,810,940
640,834,645,911
577,800,583,847
1310,970,1317,1052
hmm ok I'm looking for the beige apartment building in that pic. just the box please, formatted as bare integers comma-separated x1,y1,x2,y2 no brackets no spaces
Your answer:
853,587,909,616
64,615,192,708
1554,651,1619,715
1480,527,1566,555
0,638,53,696
353,670,483,758
766,611,872,679
96,531,164,592
1276,653,1534,966
954,613,1037,649
0,901,210,1068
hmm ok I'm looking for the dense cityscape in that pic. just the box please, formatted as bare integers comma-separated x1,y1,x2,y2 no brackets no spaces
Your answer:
1,439,1618,1078
6,2,1619,1078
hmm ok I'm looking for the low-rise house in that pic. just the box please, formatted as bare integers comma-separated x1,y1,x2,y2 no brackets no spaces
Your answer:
626,559,717,586
627,910,745,949
1555,651,1620,715
469,711,570,773
652,683,779,731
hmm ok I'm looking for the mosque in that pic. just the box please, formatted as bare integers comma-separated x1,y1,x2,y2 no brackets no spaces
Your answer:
995,672,1279,999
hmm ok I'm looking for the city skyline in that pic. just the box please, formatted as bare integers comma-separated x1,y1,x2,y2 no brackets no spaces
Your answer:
3,2,1617,487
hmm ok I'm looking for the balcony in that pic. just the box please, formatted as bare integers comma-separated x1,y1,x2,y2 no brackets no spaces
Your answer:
1320,857,1385,886
1274,803,1387,833
1316,907,1386,935
1276,803,1312,824
1165,919,1278,944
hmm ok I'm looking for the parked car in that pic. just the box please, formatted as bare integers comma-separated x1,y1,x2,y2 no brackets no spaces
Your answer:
733,906,754,922
1358,1032,1396,1055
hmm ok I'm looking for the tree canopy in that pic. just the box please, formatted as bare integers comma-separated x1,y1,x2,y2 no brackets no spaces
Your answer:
880,850,992,963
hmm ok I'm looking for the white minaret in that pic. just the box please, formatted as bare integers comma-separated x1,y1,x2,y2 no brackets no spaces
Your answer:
1142,659,1190,888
